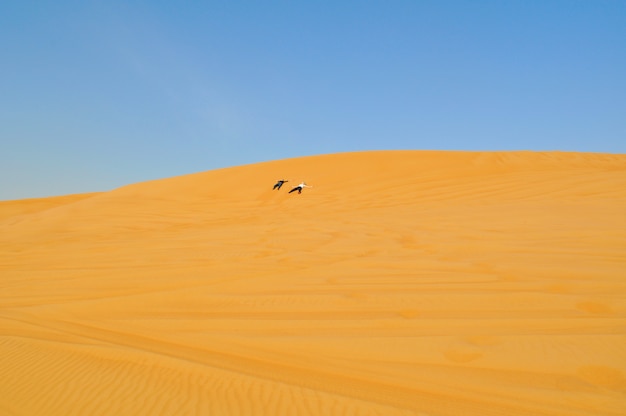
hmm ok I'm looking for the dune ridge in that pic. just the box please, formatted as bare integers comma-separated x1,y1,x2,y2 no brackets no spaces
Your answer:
1,150,625,415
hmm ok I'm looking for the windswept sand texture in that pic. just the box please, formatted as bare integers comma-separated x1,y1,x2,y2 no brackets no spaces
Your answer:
1,150,625,416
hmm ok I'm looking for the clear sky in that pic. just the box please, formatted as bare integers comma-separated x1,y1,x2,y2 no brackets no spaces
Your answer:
1,1,625,200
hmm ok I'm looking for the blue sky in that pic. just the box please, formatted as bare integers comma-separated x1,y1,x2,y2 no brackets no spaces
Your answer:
1,1,625,200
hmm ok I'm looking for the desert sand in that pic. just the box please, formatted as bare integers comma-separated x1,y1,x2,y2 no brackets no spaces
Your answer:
1,150,625,415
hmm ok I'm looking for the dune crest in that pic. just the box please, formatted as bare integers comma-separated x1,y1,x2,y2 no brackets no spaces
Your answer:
1,151,625,415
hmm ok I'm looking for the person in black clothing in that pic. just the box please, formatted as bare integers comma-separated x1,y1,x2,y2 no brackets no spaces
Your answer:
273,180,288,190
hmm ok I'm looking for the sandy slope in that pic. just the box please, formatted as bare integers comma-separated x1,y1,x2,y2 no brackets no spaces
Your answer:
1,150,625,416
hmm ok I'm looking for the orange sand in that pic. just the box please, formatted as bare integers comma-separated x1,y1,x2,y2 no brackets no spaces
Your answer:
1,151,625,415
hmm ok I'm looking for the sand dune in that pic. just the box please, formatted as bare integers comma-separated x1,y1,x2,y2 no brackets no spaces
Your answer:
1,150,625,415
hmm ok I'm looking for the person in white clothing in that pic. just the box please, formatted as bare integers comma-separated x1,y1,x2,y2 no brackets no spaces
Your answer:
288,182,312,194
